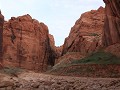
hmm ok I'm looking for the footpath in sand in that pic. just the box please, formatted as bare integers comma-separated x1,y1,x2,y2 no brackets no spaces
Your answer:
0,71,120,90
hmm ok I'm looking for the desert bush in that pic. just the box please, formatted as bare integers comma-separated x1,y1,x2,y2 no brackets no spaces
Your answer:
71,52,120,64
0,67,24,76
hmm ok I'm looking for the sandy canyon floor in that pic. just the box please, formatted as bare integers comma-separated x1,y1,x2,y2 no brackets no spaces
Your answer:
0,71,120,90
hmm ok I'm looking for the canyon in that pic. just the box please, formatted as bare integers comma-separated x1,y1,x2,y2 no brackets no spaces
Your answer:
0,0,120,89
0,0,119,72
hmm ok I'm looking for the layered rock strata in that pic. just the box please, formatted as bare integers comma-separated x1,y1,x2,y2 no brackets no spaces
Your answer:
62,7,105,55
3,14,53,71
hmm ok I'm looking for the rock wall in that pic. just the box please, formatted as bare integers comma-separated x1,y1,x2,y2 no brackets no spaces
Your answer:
105,43,120,57
102,0,120,57
0,11,4,62
3,14,53,71
62,7,105,55
102,0,120,47
49,34,63,63
48,34,56,66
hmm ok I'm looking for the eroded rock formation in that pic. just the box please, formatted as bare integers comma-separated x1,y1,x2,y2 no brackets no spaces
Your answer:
62,7,105,55
3,14,53,71
102,0,120,47
0,11,4,62
105,43,120,57
49,34,63,60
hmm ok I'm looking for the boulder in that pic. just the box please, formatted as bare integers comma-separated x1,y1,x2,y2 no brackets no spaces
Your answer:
0,81,14,88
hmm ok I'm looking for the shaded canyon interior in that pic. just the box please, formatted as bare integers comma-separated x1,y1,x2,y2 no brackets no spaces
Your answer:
0,0,120,72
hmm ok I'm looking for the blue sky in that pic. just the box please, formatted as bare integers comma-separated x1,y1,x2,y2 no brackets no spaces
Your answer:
0,0,104,46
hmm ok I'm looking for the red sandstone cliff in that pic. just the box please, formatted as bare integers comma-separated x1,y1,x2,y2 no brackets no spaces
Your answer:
3,14,54,71
49,34,63,59
1,0,120,72
102,0,120,47
103,0,120,57
62,7,105,56
0,11,4,62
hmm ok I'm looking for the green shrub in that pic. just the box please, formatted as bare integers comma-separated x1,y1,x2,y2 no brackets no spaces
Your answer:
71,52,120,64
0,67,24,76
90,33,99,36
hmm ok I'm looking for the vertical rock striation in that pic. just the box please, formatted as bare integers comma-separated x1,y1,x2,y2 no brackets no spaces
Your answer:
103,0,120,57
102,0,120,47
0,10,4,62
49,34,63,64
3,14,53,71
62,7,105,55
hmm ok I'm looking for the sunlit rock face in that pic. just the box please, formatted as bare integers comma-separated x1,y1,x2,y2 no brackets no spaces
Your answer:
0,11,4,62
3,14,54,71
102,0,120,47
62,7,105,55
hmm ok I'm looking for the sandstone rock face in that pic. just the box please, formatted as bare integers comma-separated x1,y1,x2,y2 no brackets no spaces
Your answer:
0,11,4,62
49,34,63,60
55,52,84,64
102,0,120,47
3,14,53,71
48,34,56,65
55,46,63,59
105,43,120,57
62,7,105,55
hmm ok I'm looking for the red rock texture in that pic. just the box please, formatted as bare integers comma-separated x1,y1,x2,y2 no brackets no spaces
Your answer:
0,11,4,62
48,34,56,65
102,0,120,47
105,43,120,57
55,46,63,59
3,14,53,71
51,64,120,78
62,7,105,55
49,34,63,61
55,52,84,64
